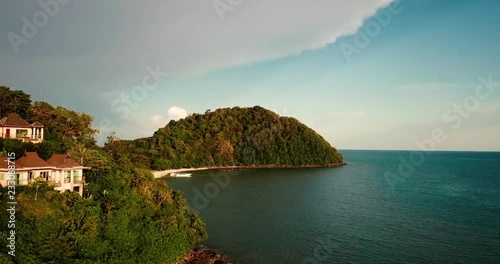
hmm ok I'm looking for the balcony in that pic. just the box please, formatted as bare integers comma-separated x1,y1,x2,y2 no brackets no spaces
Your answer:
17,135,43,144
63,174,85,184
0,134,43,143
73,175,84,183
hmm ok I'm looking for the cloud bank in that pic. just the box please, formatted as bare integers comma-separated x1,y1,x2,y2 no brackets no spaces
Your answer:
2,0,395,90
0,0,396,142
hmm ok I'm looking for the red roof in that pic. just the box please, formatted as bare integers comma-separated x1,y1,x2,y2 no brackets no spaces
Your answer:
0,152,88,170
16,152,52,168
0,156,22,170
0,113,32,127
0,157,17,170
47,154,82,168
0,157,8,169
31,121,44,127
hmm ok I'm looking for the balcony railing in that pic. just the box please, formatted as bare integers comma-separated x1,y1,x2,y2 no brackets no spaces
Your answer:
13,174,84,187
16,179,28,186
73,176,84,183
18,136,43,143
0,134,42,142
62,175,85,184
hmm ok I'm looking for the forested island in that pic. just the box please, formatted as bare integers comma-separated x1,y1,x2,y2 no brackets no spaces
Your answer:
0,86,343,263
113,106,344,170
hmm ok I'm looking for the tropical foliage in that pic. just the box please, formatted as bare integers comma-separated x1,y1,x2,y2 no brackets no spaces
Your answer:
0,88,102,166
0,87,343,263
0,86,31,119
0,87,207,263
111,106,343,169
0,167,207,264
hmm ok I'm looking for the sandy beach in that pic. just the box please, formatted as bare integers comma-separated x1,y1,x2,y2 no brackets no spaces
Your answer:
152,163,347,178
152,167,211,178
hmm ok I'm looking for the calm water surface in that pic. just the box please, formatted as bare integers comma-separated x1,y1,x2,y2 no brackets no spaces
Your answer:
165,150,500,263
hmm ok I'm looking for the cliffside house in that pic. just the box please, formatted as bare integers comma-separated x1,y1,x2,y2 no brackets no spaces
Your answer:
0,113,44,143
0,152,89,196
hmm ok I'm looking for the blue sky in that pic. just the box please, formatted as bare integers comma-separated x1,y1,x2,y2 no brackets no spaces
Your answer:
1,0,499,150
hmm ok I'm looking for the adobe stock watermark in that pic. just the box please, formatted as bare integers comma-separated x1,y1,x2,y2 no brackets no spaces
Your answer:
340,1,403,64
5,152,17,257
7,0,71,54
302,235,341,264
191,169,235,214
213,0,243,21
385,74,499,194
95,64,169,143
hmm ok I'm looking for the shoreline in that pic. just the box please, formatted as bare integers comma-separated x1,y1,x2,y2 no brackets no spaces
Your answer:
177,245,234,264
153,162,347,178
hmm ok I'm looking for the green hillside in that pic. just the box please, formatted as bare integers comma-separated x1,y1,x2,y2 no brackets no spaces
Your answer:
116,106,343,170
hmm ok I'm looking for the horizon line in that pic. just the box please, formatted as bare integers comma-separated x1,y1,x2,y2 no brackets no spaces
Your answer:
338,148,500,153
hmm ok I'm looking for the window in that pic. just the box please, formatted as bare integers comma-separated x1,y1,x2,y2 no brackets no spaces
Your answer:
65,171,71,183
16,129,28,137
39,171,50,181
73,170,82,182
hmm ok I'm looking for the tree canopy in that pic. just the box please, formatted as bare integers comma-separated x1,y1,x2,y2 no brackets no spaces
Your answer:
0,88,101,162
111,106,343,169
0,167,207,263
0,87,344,263
0,86,32,119
0,87,207,263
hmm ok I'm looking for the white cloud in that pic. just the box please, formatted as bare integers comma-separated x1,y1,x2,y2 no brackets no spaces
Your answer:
97,106,189,144
147,106,188,131
167,106,188,121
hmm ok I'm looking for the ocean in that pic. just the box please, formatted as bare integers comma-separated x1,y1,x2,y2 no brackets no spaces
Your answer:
165,150,500,263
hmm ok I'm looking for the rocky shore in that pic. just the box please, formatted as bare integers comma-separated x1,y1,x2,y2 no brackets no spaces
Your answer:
177,245,235,264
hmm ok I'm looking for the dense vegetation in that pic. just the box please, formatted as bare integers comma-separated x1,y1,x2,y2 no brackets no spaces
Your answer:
113,106,343,170
0,87,32,119
0,87,105,169
0,86,343,263
0,87,207,263
0,167,207,263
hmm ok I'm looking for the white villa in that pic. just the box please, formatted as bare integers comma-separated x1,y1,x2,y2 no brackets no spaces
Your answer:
0,113,44,143
0,152,90,196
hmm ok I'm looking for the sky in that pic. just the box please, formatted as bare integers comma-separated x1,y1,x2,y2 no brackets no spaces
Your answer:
0,0,499,151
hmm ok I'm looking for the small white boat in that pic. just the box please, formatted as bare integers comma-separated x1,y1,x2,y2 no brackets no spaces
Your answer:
171,172,192,177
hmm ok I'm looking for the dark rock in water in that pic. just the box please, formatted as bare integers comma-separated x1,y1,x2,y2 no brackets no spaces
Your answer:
177,245,235,264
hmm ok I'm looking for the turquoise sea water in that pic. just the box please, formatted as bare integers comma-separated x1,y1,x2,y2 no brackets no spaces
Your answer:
165,150,500,263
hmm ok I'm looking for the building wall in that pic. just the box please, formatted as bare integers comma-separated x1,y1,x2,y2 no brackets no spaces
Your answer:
0,126,31,139
54,169,84,192
0,171,30,186
0,172,8,187
0,126,44,141
0,168,84,195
